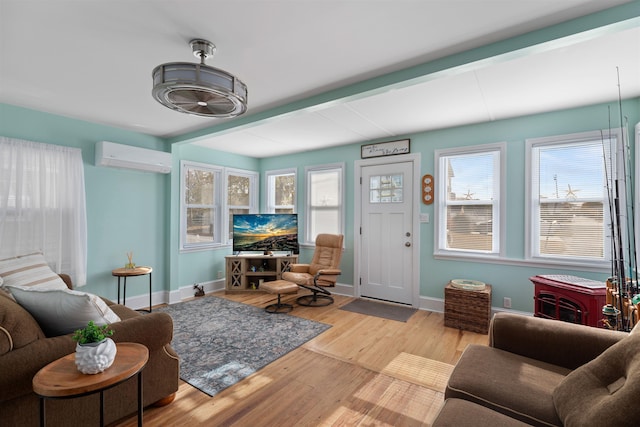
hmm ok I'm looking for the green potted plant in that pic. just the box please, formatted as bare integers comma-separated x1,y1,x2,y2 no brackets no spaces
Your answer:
72,321,117,374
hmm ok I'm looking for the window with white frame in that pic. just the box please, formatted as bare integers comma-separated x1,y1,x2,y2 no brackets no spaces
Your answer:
181,162,258,250
305,163,344,244
0,138,88,285
527,130,618,264
181,161,222,250
435,143,505,255
226,168,258,241
266,169,296,213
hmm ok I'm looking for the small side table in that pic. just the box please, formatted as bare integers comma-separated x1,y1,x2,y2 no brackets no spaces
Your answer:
444,282,493,334
33,342,149,427
112,266,153,312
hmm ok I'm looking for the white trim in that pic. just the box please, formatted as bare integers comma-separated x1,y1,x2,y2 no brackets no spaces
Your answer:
179,160,224,252
225,167,259,244
265,168,297,213
304,162,346,245
525,129,620,264
433,142,506,257
354,152,421,308
433,252,609,273
180,161,259,252
418,295,532,317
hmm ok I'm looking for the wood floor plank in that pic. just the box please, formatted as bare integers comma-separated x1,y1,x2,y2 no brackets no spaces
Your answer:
110,292,489,427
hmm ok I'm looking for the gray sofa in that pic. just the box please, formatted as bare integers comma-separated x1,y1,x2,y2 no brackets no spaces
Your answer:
433,312,637,426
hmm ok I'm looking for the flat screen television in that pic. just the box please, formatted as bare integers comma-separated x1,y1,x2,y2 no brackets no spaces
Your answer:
232,213,299,254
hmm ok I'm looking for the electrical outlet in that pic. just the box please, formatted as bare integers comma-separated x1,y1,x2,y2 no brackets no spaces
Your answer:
503,297,512,309
217,271,224,279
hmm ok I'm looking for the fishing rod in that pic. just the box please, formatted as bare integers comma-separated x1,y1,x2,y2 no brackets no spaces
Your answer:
601,128,617,279
621,116,637,294
617,67,638,297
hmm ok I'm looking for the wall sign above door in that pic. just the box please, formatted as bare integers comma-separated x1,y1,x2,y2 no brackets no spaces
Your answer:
361,139,410,159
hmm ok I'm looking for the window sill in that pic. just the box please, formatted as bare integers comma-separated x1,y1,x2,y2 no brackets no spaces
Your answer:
433,251,610,273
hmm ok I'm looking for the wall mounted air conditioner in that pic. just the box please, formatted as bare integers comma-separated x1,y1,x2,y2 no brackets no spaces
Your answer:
95,141,171,174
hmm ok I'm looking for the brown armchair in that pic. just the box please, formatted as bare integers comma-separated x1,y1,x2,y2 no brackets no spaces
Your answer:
282,233,343,306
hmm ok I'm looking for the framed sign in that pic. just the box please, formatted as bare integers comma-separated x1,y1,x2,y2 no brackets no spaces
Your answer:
361,139,410,159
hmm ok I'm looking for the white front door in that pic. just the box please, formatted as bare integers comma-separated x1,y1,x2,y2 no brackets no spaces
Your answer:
359,161,415,305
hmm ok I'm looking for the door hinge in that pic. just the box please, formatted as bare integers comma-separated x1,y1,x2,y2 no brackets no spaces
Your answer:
359,277,362,285
360,177,362,185
360,226,362,235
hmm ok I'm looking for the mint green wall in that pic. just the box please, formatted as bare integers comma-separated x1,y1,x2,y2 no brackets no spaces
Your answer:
260,145,357,285
416,99,639,311
0,104,170,301
2,99,639,312
169,143,260,293
259,99,640,312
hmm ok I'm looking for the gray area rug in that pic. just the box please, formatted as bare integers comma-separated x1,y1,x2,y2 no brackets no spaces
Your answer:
156,296,331,396
340,298,417,322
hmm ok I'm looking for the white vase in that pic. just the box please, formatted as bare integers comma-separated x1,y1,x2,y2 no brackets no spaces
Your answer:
75,338,117,374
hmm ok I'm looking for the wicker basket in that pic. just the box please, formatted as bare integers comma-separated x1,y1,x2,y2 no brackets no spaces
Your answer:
444,282,492,334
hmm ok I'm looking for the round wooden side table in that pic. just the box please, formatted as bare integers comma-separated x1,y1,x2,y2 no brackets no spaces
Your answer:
112,266,153,312
33,342,149,427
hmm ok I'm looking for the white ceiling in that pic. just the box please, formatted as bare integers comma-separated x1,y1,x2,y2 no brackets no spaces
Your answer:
1,0,639,158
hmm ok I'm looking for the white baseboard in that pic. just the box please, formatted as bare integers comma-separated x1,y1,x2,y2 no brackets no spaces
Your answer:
332,282,355,297
121,280,532,317
417,295,532,316
119,279,226,309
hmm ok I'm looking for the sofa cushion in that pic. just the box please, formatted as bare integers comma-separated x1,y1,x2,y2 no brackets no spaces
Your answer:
0,252,68,291
6,287,121,337
433,398,532,427
446,344,569,427
553,332,640,427
0,290,45,355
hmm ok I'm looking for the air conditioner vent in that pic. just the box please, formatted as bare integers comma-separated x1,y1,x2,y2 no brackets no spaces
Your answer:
95,141,171,174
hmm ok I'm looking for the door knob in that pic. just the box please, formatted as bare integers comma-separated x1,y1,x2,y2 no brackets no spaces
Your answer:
405,242,411,247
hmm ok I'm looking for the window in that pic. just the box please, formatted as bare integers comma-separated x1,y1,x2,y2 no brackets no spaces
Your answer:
526,130,618,265
435,143,505,256
305,163,344,244
226,168,258,241
181,161,222,250
180,162,258,251
0,138,87,285
266,169,296,213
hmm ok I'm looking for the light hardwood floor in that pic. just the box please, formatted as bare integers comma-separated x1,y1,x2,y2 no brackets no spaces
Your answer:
112,292,489,427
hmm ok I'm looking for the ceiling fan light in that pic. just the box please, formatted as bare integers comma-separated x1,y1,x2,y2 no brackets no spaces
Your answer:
151,40,248,118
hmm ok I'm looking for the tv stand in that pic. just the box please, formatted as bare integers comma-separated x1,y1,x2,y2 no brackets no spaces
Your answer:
225,254,298,293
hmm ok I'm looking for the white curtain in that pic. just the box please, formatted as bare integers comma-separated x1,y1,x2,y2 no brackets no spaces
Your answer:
0,137,88,286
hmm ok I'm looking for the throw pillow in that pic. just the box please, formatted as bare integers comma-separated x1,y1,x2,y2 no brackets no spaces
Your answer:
0,252,68,291
7,287,121,337
0,291,46,355
553,332,640,427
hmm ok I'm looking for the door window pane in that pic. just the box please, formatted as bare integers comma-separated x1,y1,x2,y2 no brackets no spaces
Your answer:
370,174,403,203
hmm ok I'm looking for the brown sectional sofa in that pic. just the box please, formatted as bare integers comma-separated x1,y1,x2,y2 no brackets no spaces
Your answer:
433,312,637,427
0,275,179,427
